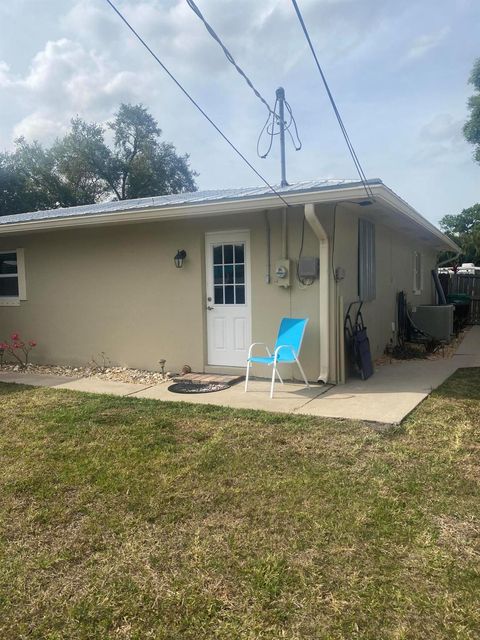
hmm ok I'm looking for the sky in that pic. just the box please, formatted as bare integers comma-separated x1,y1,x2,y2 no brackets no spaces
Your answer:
0,0,478,225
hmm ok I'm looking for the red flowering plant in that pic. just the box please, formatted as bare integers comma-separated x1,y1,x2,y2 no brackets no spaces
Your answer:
0,333,37,368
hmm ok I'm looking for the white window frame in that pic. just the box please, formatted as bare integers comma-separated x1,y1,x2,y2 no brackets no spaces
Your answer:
413,250,423,296
358,219,376,301
0,248,27,306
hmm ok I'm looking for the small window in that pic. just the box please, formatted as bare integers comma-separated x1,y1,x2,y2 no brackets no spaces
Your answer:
0,249,26,305
358,219,376,301
413,251,422,295
211,242,246,305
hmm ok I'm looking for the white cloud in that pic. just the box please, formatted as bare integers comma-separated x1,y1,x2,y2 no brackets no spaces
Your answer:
405,27,450,61
13,113,69,142
413,113,468,164
0,0,478,222
0,61,13,88
0,37,154,145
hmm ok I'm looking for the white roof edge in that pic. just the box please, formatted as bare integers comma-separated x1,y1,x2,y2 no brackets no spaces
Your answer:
0,181,459,252
374,184,460,253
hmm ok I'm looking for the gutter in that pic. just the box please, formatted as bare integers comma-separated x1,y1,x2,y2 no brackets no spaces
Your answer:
0,184,459,255
304,203,330,383
0,186,374,236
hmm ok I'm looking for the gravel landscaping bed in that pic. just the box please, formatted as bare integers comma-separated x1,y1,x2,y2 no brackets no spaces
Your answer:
0,363,171,385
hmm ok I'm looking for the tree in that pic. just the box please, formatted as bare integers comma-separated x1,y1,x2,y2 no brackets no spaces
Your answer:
464,58,480,164
52,104,197,203
440,204,480,265
0,103,197,216
1,138,74,213
0,157,27,216
51,118,113,205
106,104,197,200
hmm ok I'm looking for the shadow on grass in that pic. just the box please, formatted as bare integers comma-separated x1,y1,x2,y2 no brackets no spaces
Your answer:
0,381,37,397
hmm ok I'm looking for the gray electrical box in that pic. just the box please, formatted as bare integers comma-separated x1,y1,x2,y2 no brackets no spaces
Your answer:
298,256,319,279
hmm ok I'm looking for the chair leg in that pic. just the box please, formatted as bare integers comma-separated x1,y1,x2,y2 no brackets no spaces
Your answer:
276,368,284,384
296,358,310,388
245,362,250,392
270,363,277,398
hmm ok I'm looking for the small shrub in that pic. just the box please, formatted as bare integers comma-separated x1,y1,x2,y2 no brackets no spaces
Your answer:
88,352,112,373
0,333,37,368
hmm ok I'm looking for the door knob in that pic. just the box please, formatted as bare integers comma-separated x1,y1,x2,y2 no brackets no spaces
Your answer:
206,305,214,311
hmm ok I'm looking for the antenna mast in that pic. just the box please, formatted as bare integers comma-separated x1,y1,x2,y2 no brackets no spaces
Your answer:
276,87,288,187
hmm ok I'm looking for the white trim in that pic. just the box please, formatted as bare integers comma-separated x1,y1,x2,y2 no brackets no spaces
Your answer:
0,248,26,306
205,230,252,367
0,298,20,307
16,248,27,300
413,250,423,296
0,184,460,253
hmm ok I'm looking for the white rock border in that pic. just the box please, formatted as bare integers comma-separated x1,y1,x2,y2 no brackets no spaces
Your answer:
0,363,173,385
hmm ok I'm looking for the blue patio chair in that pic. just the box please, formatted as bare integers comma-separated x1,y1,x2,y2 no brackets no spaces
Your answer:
245,317,310,398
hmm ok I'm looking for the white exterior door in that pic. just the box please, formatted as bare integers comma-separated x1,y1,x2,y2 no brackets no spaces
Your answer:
205,231,251,367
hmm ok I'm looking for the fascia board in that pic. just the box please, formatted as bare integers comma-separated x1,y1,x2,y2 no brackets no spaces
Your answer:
0,183,459,253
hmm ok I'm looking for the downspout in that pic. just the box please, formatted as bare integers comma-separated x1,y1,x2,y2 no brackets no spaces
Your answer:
304,203,330,383
434,250,461,305
436,251,461,268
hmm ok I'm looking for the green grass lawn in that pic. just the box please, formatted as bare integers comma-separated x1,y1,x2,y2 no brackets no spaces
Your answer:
0,369,479,639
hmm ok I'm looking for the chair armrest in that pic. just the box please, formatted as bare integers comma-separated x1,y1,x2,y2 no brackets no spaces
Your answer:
247,342,271,359
273,344,297,360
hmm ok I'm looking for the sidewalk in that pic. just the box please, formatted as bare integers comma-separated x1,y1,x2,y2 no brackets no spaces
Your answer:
1,326,479,424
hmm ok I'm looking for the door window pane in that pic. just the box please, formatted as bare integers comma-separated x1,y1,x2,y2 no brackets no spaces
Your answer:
223,244,234,264
224,264,234,284
234,265,244,284
224,285,234,304
214,286,224,304
234,244,244,263
213,245,223,265
214,265,223,284
235,286,245,304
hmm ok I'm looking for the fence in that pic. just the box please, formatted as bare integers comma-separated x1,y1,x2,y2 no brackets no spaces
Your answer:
445,273,480,325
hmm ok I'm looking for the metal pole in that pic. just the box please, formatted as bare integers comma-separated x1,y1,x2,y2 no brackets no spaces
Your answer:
276,86,288,187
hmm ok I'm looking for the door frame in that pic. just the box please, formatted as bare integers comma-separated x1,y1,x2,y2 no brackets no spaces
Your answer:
204,229,252,367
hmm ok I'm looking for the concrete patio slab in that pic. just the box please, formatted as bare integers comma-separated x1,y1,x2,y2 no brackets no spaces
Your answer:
0,326,478,424
0,371,81,387
134,379,332,411
54,377,155,396
298,358,459,423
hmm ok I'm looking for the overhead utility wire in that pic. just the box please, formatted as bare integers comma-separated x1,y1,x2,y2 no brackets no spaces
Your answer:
104,0,290,207
186,0,301,162
290,0,374,201
186,0,273,114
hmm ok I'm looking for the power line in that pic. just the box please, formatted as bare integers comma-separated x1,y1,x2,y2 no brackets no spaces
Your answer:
290,0,374,201
185,0,301,168
186,0,273,114
104,0,290,207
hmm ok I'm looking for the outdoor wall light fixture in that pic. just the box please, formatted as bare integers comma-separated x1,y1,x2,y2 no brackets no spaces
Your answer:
174,249,187,268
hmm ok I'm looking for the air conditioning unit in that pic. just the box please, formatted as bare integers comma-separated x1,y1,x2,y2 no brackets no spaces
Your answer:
410,305,454,342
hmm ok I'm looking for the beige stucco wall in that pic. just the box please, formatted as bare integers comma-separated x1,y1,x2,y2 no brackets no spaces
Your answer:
321,203,437,368
0,206,321,380
0,202,440,383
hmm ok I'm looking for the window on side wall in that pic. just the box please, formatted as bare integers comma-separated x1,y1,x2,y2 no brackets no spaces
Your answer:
0,249,26,306
358,219,376,301
413,251,422,295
